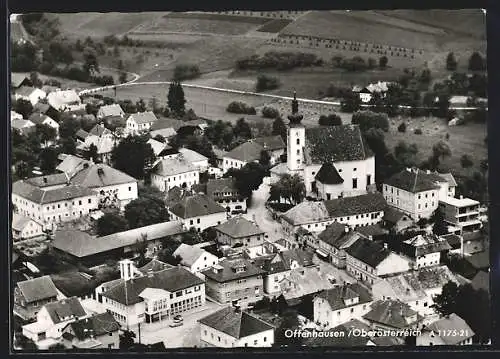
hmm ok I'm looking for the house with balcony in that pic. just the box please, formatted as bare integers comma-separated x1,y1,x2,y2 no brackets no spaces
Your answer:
201,257,265,308
345,237,411,286
417,314,474,346
60,312,121,349
363,299,422,333
439,196,482,236
22,297,88,349
168,193,227,232
371,265,460,318
316,223,363,268
14,276,61,320
98,259,205,326
214,216,266,250
206,177,247,214
199,306,274,348
400,233,452,269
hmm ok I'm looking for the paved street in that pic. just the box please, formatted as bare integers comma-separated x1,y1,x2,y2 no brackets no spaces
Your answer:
244,180,286,243
131,299,223,348
312,254,357,285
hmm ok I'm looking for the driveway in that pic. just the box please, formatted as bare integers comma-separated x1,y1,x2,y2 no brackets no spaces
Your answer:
244,180,286,243
133,300,223,348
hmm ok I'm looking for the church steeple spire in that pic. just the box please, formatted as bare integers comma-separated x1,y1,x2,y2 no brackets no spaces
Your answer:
288,90,303,126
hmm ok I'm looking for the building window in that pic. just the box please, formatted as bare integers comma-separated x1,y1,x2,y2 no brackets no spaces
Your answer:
352,178,357,189
197,218,200,224
353,168,357,171
367,175,371,186
88,199,92,204
296,139,300,145
129,186,132,191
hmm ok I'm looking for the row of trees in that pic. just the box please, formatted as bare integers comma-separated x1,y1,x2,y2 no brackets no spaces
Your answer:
332,55,386,72
446,51,486,72
236,51,323,71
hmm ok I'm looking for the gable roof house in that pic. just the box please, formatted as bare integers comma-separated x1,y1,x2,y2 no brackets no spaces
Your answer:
151,156,200,192
28,112,60,136
11,73,32,89
22,297,89,349
382,207,414,233
198,306,275,347
12,213,44,240
15,86,47,106
316,223,363,268
168,193,227,232
179,148,210,171
372,265,460,318
313,283,373,329
56,155,92,178
363,299,422,332
279,266,337,302
97,104,125,120
417,313,474,346
11,110,23,120
11,119,36,135
47,90,84,112
206,177,247,214
173,243,219,273
214,216,266,250
14,275,61,320
147,138,169,157
61,312,121,349
126,111,158,135
345,237,411,286
400,233,452,269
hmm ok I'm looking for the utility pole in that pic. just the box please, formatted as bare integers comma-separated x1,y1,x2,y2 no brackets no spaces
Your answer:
138,322,141,344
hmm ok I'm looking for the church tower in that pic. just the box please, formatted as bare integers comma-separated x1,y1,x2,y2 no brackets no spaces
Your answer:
287,91,305,172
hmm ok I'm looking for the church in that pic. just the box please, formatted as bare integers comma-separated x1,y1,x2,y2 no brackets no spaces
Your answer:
270,92,376,200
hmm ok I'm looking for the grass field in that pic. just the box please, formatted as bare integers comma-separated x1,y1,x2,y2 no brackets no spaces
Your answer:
385,117,487,176
256,19,293,33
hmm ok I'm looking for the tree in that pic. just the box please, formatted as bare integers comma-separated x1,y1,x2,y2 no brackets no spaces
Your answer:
394,141,418,167
12,99,33,119
261,106,280,119
15,334,38,350
379,56,388,69
256,74,280,92
272,117,287,144
96,213,128,236
48,343,67,350
446,52,458,71
36,124,57,145
234,118,252,140
29,71,42,88
367,57,377,69
111,135,155,179
318,113,342,126
167,81,186,118
59,137,76,155
124,197,169,229
173,64,200,81
270,173,306,205
84,143,99,163
274,309,302,346
432,141,452,161
259,150,271,167
39,147,59,174
420,68,432,85
397,122,407,133
82,47,100,76
340,91,361,113
224,162,266,199
468,52,485,71
16,161,31,179
136,98,147,112
351,110,389,132
460,154,474,169
431,207,448,236
59,117,81,138
120,330,136,349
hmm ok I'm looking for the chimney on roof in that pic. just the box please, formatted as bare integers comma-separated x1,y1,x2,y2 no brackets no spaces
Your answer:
406,168,411,173
100,123,104,128
234,304,241,312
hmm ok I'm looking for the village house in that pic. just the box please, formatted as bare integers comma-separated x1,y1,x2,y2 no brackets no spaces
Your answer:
14,276,61,320
400,233,451,269
313,283,373,329
56,155,92,178
11,118,36,135
345,237,411,286
214,216,266,250
270,94,375,198
47,90,85,112
98,259,205,326
97,104,125,120
382,207,414,233
51,221,185,267
12,175,99,231
149,119,179,139
29,113,60,139
168,193,227,232
279,265,337,303
60,312,121,349
417,313,474,346
147,138,169,157
363,300,422,336
383,168,455,220
206,177,247,214
151,156,200,192
68,163,139,210
280,192,386,235
316,223,363,268
352,82,391,103
439,196,482,236
126,111,158,135
371,265,459,318
11,73,32,89
11,110,23,120
178,148,210,172
50,271,98,301
22,297,88,349
11,213,44,241
440,233,464,256
253,135,286,165
173,243,219,273
15,86,47,106
198,306,274,347
201,257,265,308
